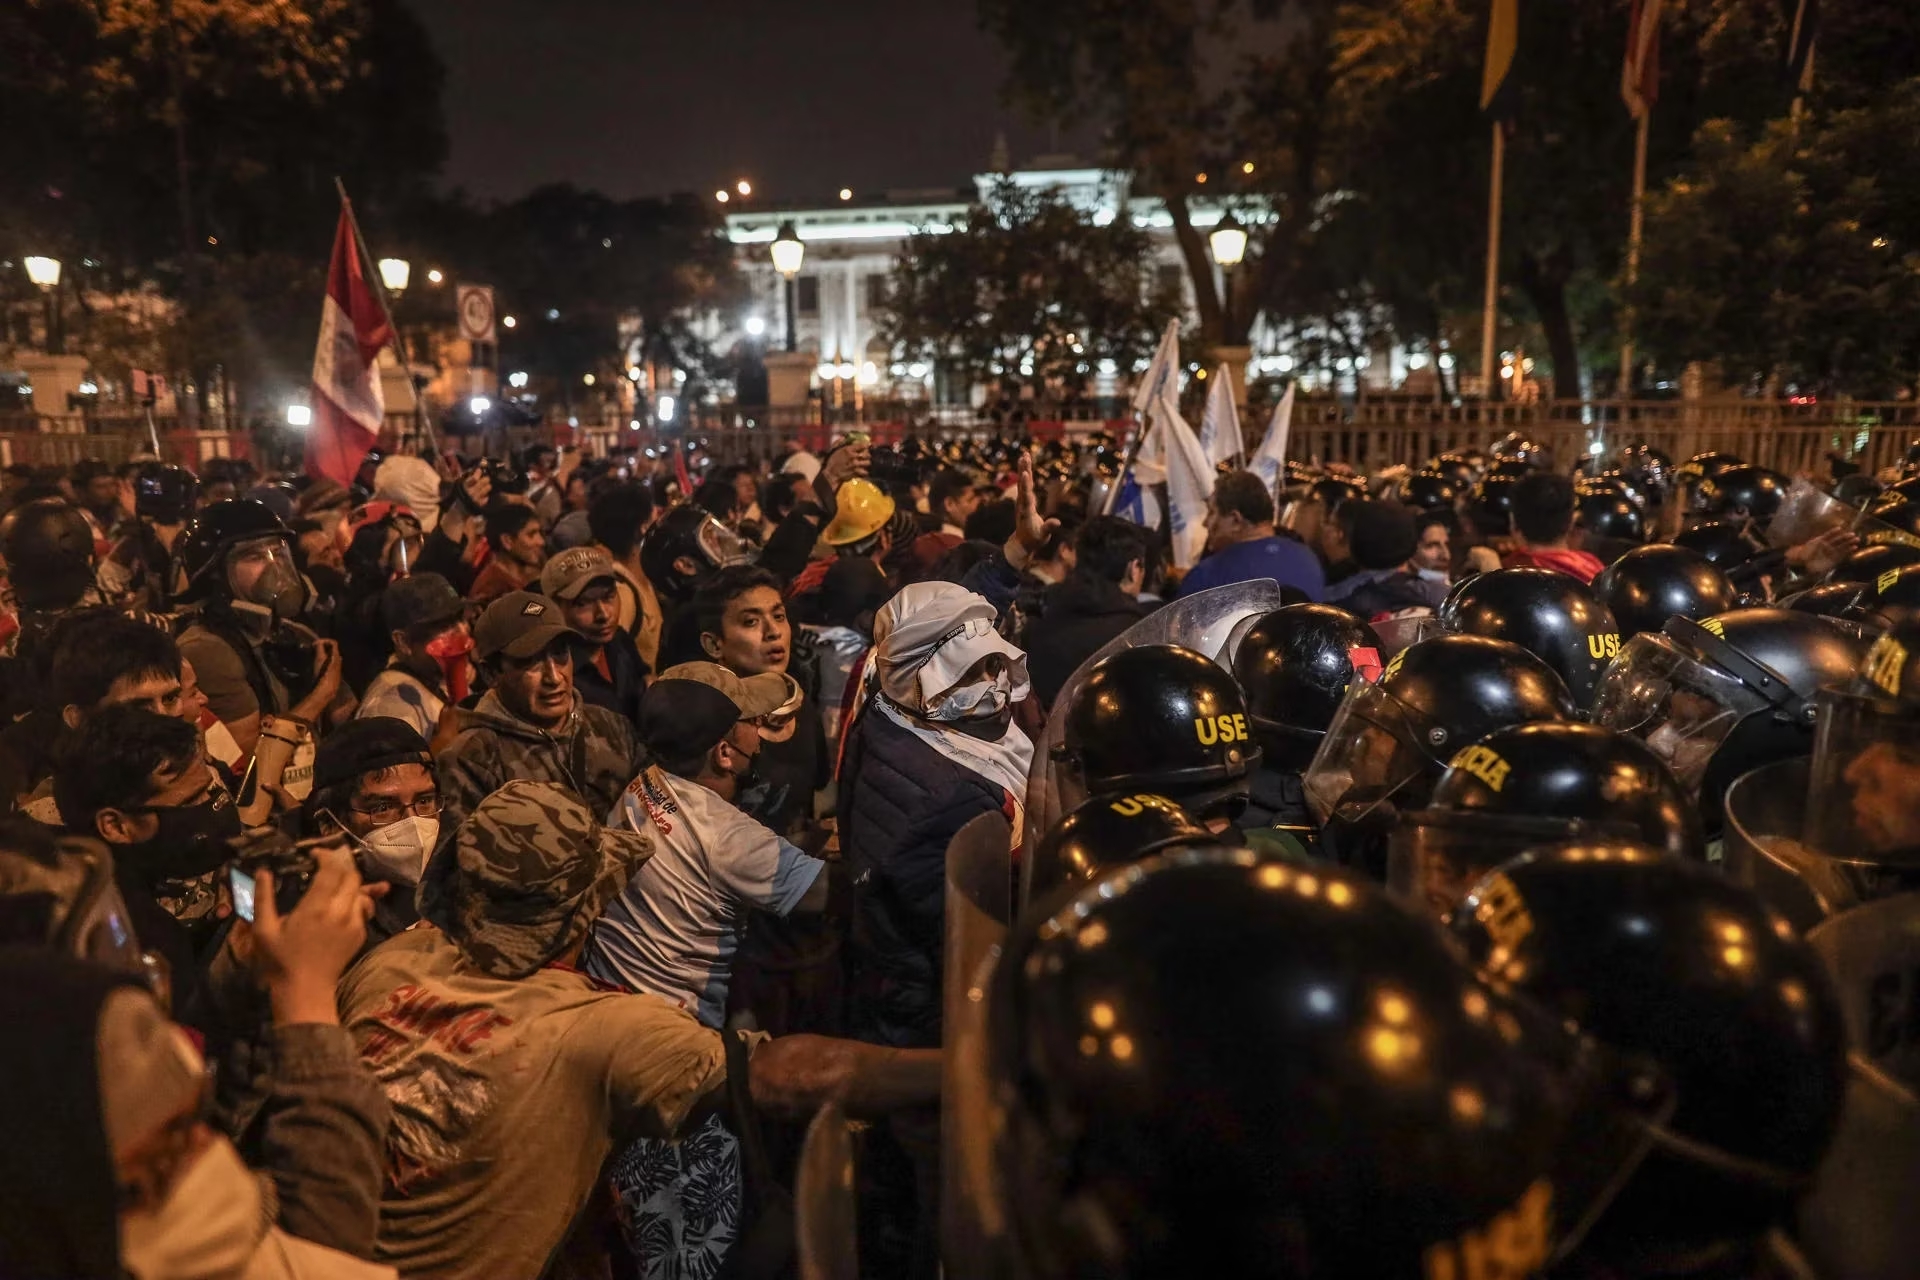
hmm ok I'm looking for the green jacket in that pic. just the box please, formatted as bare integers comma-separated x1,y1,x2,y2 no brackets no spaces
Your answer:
437,691,643,838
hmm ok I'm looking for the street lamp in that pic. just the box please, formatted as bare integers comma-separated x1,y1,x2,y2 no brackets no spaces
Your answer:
1209,213,1248,269
378,257,411,297
24,257,63,355
770,220,805,354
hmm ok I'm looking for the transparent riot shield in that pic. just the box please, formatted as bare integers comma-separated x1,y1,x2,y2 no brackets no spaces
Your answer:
1025,580,1289,862
1767,478,1855,549
941,811,1013,1280
1805,895,1920,1092
796,1102,858,1280
1794,1056,1920,1280
1724,757,1920,933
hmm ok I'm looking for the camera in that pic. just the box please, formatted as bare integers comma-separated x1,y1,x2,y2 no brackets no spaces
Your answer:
226,830,318,923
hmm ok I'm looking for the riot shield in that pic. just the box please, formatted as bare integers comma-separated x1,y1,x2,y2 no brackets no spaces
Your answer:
941,811,1013,1280
795,1102,858,1280
1794,1057,1920,1280
1767,478,1855,549
1724,758,1920,932
1806,894,1920,1092
1025,579,1289,863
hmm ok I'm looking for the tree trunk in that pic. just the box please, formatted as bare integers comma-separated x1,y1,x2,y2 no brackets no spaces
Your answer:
1517,248,1580,400
1163,193,1225,345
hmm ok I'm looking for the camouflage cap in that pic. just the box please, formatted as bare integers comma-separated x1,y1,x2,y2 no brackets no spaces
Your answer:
426,780,653,979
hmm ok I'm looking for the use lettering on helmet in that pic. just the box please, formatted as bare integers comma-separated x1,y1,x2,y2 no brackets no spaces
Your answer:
1194,713,1250,747
1470,872,1534,960
1422,1179,1554,1280
1700,617,1726,638
1449,744,1512,793
1109,793,1178,818
1384,649,1408,680
1863,636,1909,698
1585,633,1621,660
1879,567,1904,596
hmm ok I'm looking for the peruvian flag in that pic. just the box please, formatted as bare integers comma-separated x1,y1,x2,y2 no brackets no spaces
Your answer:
305,201,393,484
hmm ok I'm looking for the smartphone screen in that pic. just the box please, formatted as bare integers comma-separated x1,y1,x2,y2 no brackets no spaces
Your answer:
228,866,257,924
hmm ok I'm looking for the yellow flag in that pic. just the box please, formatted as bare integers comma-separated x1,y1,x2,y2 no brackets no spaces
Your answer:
1481,0,1519,113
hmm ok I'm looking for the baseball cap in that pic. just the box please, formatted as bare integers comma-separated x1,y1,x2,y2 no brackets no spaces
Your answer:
541,546,620,603
421,780,653,979
381,572,465,635
658,660,795,719
312,717,432,795
474,591,580,661
638,680,743,767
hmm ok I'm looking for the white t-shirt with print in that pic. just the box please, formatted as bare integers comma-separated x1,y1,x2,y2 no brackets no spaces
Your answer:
587,767,825,1028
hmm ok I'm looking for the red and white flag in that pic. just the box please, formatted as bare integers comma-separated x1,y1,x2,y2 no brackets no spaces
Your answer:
304,201,392,485
1621,0,1663,119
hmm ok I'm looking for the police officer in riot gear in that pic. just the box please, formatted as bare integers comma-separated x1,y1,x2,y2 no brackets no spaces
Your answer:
1590,608,1867,836
1390,721,1702,917
1439,567,1622,708
1026,790,1213,900
1451,846,1849,1278
1302,634,1575,876
1056,643,1260,829
640,503,756,667
1695,464,1790,531
983,846,1671,1280
1822,541,1920,586
1593,544,1738,640
1229,604,1379,853
175,499,343,757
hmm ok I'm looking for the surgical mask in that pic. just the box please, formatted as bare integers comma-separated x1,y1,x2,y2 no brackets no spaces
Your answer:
927,671,1017,723
126,792,243,883
357,815,439,886
120,1135,264,1280
1416,567,1450,584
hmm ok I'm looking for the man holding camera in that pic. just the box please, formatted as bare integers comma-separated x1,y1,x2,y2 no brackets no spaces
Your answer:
436,591,643,837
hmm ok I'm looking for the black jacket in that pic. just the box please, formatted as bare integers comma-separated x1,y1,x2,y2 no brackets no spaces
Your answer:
1024,573,1150,710
570,628,648,726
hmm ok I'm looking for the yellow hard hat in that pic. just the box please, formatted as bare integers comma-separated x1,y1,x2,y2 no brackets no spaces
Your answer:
822,478,896,546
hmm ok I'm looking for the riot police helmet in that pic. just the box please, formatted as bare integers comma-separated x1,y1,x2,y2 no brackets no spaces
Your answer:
1592,544,1738,639
1230,604,1381,770
1695,465,1789,527
1439,568,1622,708
1394,469,1464,514
1027,791,1213,900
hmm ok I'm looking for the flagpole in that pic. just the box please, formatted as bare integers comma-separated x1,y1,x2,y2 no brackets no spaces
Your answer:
1617,109,1650,397
331,176,442,458
1479,122,1505,403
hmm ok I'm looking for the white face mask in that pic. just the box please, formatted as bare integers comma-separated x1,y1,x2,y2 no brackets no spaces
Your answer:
927,670,1017,723
1416,567,1450,583
120,1135,264,1280
356,814,440,885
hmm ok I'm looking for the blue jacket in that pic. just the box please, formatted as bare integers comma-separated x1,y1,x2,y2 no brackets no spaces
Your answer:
1175,535,1326,601
840,706,1012,1049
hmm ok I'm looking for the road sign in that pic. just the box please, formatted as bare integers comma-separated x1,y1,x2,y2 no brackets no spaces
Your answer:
456,285,496,344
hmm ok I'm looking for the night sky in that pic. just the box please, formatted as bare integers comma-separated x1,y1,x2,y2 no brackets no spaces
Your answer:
407,0,1097,205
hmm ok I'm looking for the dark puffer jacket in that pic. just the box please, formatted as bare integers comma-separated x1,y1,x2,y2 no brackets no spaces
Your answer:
840,706,1015,1049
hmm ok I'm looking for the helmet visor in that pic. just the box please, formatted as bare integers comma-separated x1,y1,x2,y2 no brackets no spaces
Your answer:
1807,690,1920,869
1302,679,1444,826
695,515,758,569
226,536,306,614
1590,633,1766,792
1767,479,1855,549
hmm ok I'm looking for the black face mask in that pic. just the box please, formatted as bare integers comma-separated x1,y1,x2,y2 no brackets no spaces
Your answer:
949,704,1017,742
125,793,243,884
1320,799,1399,882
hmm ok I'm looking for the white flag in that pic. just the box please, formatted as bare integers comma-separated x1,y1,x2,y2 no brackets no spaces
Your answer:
1157,385,1217,570
1197,365,1242,467
1247,382,1296,487
1130,319,1181,417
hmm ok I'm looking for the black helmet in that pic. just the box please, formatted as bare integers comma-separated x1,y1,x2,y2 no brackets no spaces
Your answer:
1451,848,1848,1270
1061,644,1260,816
1027,791,1213,900
1439,568,1622,708
1230,604,1380,770
1391,722,1702,915
1672,519,1764,571
1832,473,1884,508
1429,453,1477,487
1675,450,1744,482
1695,465,1788,526
1394,469,1463,513
132,463,198,525
1575,490,1645,543
638,503,753,601
173,498,293,605
1856,496,1920,551
1859,612,1920,704
1616,443,1673,506
1467,472,1521,533
990,847,1668,1280
1488,457,1534,480
1867,562,1920,629
1592,609,1867,832
1779,579,1880,630
1823,541,1920,586
1491,432,1547,467
0,500,95,610
1592,544,1737,639
1308,475,1365,514
1302,634,1575,850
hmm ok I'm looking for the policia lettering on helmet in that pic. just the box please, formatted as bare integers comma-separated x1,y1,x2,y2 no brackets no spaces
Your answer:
174,499,348,758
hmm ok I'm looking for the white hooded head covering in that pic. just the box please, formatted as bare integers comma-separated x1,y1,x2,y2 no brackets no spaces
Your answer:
873,582,1030,715
373,455,444,534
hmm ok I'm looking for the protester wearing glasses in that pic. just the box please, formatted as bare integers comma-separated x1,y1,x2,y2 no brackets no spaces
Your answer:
307,717,443,947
